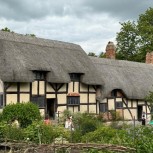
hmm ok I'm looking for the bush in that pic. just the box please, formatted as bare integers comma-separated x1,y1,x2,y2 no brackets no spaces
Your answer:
73,112,101,136
109,110,122,121
24,120,70,144
0,121,25,141
2,102,41,128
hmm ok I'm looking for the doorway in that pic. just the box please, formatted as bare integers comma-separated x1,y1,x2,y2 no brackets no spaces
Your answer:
138,105,143,121
47,98,56,119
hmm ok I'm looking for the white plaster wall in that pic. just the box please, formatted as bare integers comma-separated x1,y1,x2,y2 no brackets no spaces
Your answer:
58,84,67,92
80,83,88,92
46,83,54,92
40,109,45,117
6,94,17,104
20,94,30,102
108,99,115,110
39,81,45,95
58,94,66,104
32,81,38,95
89,94,96,103
74,82,79,92
128,100,131,107
132,100,137,107
80,94,87,103
89,105,96,113
57,106,67,112
20,83,30,92
89,86,95,92
80,105,87,112
46,94,55,99
7,83,17,92
68,82,73,93
0,80,3,93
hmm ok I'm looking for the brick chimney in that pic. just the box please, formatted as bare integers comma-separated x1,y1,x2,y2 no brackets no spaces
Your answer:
105,41,116,59
146,52,153,64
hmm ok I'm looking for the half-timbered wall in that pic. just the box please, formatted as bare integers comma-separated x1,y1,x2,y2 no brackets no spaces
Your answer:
4,82,151,121
99,90,150,121
4,80,97,117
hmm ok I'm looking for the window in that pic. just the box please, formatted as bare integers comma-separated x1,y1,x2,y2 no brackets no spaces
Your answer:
67,96,80,105
69,73,81,82
0,94,3,108
31,96,45,108
116,102,123,108
151,106,153,113
33,71,46,80
111,89,118,97
99,103,108,113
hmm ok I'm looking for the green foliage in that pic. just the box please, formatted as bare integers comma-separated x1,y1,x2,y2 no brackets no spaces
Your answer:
1,27,13,32
2,102,41,128
88,52,97,57
73,113,101,136
25,34,36,37
0,121,24,141
82,126,118,143
99,52,106,58
145,91,153,119
116,7,153,62
24,120,70,144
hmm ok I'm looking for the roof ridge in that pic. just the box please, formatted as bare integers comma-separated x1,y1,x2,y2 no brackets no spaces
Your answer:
90,56,153,68
0,31,80,50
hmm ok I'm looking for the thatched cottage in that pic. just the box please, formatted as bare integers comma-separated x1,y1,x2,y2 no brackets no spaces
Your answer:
0,31,152,121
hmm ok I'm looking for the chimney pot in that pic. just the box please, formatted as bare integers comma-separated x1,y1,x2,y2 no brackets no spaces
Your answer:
105,41,116,59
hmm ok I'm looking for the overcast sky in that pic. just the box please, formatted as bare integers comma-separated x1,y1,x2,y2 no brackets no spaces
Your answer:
0,0,152,55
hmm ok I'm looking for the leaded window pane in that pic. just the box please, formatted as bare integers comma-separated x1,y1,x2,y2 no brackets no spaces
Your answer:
31,96,45,108
0,94,3,108
67,96,80,105
99,103,108,112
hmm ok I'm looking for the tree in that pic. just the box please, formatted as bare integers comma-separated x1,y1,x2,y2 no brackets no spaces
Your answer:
25,34,36,37
99,52,106,58
1,27,13,33
116,7,153,62
88,52,97,57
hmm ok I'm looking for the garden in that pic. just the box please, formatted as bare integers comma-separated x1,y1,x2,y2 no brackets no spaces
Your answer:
0,103,153,153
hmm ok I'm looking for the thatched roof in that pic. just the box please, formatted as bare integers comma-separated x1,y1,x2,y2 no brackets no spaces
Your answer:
90,56,153,100
0,31,103,85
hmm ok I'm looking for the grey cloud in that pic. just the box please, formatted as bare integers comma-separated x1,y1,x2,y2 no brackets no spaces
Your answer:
0,0,71,20
82,0,153,20
0,0,151,21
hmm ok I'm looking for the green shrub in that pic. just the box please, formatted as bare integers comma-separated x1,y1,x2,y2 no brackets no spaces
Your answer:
0,121,25,141
109,110,122,121
73,112,101,136
24,121,70,144
2,102,41,128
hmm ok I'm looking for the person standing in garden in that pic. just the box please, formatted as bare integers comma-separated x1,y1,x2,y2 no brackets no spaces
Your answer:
142,112,146,125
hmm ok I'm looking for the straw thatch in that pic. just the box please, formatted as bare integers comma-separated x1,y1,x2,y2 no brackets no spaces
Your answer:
0,31,103,85
90,56,153,100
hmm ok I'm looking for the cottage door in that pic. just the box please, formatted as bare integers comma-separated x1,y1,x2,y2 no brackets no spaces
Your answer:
46,98,55,119
137,105,143,121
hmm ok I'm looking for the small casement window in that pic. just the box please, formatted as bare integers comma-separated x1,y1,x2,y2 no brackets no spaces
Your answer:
111,89,118,97
31,96,45,108
69,73,82,82
116,102,123,108
0,94,3,108
151,106,153,113
67,96,80,105
99,103,108,113
33,71,46,80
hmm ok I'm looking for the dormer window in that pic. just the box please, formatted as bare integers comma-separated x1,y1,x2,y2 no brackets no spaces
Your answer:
111,89,124,97
33,71,47,80
69,73,82,82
